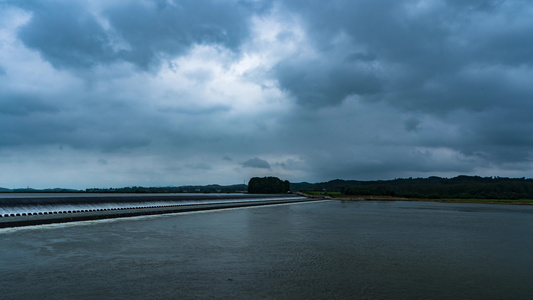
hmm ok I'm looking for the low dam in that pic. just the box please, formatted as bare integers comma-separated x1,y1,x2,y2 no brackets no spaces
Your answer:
0,193,311,228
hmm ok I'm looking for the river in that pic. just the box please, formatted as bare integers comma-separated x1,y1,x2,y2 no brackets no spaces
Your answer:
1,200,532,299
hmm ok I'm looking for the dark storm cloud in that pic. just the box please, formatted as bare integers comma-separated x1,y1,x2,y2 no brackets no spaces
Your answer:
0,85,157,151
309,152,477,182
104,0,251,69
159,104,231,115
275,57,382,107
14,0,258,70
242,158,271,169
452,108,533,164
269,0,533,178
403,117,421,132
277,0,533,112
16,1,116,69
2,0,533,188
185,162,213,170
0,106,151,151
0,93,59,116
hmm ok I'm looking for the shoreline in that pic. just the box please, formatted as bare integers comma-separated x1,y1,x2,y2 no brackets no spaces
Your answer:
329,195,533,205
296,193,533,205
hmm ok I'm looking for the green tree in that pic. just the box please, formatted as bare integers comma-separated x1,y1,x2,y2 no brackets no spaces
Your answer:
248,177,291,194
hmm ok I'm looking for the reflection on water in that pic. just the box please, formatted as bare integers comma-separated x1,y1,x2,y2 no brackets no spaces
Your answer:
1,201,533,299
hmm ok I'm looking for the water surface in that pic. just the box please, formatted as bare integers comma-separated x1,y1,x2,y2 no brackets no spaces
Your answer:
1,200,532,299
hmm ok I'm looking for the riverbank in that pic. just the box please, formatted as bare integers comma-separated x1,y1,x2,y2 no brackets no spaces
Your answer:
328,194,533,205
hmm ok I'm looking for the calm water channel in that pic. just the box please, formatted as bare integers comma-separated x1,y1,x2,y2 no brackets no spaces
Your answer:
1,200,533,299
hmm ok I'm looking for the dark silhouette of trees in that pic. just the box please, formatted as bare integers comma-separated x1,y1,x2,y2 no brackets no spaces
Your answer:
335,176,533,199
248,177,290,194
291,176,533,199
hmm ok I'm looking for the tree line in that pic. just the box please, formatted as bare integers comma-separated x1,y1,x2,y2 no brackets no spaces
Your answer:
5,175,533,199
85,184,247,194
296,176,533,199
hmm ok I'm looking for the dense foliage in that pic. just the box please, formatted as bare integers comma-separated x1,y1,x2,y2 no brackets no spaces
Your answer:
4,175,533,199
247,177,290,194
0,185,248,194
85,184,247,193
297,176,533,200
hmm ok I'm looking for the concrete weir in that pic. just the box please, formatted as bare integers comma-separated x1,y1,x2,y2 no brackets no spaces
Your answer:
0,194,313,228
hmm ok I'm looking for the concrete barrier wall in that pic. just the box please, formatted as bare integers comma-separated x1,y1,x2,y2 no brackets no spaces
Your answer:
0,197,315,228
0,193,300,206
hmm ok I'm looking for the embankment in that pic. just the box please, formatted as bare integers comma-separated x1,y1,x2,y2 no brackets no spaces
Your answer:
0,194,313,228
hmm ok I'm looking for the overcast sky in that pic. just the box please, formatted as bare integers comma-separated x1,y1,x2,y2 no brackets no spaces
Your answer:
1,0,533,189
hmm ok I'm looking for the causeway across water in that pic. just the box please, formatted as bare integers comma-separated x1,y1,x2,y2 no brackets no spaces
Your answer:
0,193,312,228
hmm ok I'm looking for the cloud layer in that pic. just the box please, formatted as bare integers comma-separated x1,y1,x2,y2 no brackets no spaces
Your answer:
1,0,533,188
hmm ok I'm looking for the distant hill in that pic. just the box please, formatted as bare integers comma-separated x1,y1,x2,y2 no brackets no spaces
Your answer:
292,176,533,200
3,188,80,193
4,175,533,199
0,185,247,194
85,184,248,194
